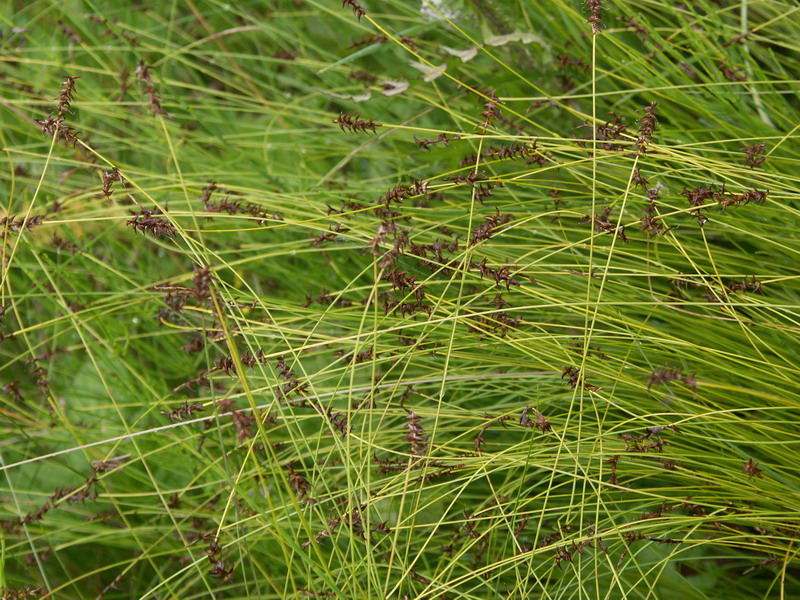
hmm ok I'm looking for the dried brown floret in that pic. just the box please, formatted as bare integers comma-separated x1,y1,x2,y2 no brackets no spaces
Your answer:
342,0,366,21
333,113,381,134
585,0,605,33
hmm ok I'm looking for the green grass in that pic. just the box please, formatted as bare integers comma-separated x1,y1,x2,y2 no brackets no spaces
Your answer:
1,0,799,598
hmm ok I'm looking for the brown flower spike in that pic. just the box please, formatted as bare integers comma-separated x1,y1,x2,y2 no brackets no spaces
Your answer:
333,113,381,134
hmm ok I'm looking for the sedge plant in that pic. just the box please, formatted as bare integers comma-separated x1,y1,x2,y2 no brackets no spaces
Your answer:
1,0,799,598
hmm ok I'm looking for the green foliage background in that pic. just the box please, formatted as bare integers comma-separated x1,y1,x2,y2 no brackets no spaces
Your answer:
1,0,799,598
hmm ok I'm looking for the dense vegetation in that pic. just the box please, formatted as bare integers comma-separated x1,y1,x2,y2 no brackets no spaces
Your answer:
1,0,799,598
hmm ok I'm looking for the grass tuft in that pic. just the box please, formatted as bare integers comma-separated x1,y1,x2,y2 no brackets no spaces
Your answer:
1,0,800,598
